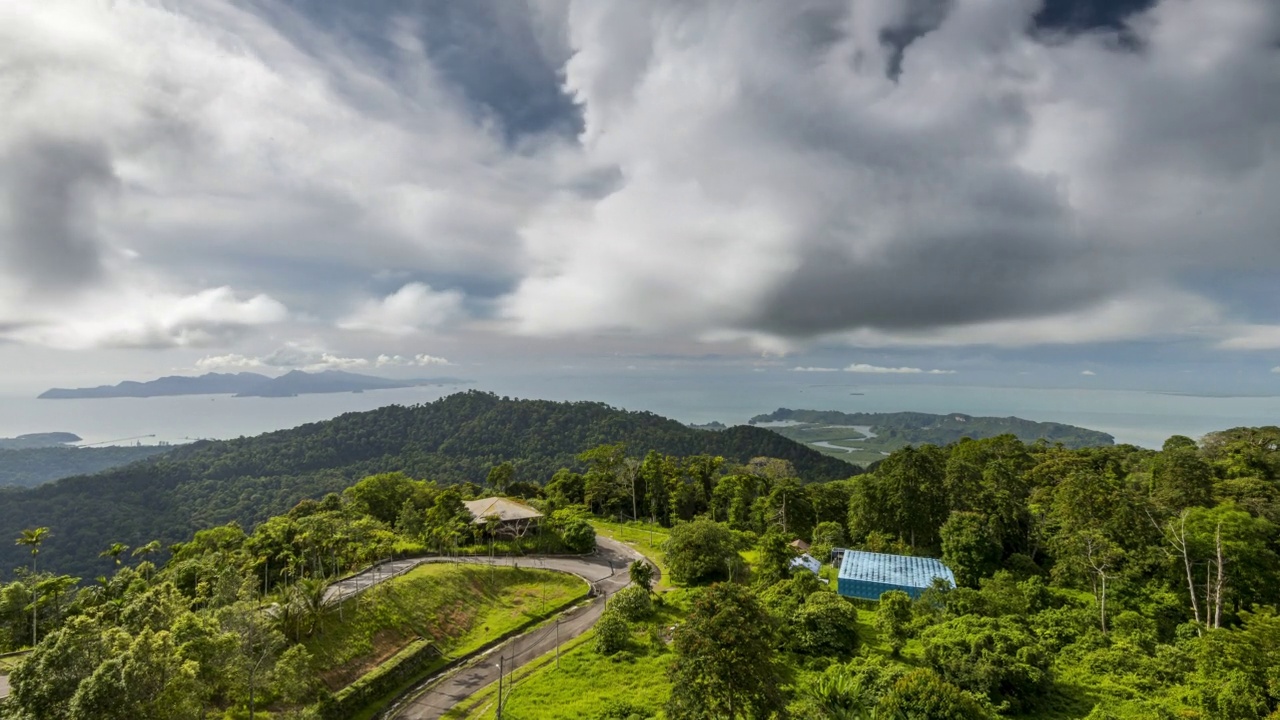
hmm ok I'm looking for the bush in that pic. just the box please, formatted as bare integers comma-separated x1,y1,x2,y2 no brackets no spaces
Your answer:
594,608,630,655
875,668,994,719
558,518,597,554
609,586,653,622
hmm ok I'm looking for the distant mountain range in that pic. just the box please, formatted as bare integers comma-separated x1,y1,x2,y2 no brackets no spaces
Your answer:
37,370,471,399
751,408,1114,464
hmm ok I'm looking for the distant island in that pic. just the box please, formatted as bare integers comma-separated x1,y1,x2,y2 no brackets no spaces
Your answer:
751,408,1114,464
38,370,471,399
0,432,82,450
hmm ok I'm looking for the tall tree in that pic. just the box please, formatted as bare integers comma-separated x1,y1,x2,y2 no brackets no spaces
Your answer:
16,526,50,646
666,583,784,719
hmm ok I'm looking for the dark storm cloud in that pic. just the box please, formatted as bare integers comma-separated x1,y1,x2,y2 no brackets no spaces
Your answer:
0,138,116,295
271,0,581,141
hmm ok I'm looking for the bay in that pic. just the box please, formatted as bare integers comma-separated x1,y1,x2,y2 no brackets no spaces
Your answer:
1,371,1277,450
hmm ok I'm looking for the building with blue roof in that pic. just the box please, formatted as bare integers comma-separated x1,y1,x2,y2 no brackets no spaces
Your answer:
835,549,955,601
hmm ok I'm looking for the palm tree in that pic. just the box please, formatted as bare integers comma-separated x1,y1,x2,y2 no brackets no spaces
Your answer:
16,527,49,646
132,540,162,581
100,542,130,566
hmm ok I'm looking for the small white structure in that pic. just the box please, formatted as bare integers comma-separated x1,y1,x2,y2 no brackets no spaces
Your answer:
789,553,822,576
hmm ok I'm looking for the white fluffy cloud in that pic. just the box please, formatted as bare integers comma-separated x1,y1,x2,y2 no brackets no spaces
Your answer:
844,364,955,375
196,346,453,373
1,0,1277,363
376,354,452,367
1082,370,1098,376
338,283,465,336
2,286,287,350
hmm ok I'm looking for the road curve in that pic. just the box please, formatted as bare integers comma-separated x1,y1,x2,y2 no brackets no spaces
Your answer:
383,536,645,720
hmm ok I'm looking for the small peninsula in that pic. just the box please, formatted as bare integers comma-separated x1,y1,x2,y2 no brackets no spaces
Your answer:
38,370,470,400
751,408,1114,464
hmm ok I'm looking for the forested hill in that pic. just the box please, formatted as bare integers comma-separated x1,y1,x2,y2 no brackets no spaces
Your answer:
751,408,1113,463
0,445,172,488
0,391,855,579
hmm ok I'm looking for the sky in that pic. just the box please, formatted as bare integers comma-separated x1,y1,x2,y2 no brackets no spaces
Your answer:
1,0,1278,396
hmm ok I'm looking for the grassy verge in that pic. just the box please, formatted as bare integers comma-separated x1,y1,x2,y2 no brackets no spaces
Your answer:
0,651,27,674
589,520,672,591
446,593,691,720
307,563,588,691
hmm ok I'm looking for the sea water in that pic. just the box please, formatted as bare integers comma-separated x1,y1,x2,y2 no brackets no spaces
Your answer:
0,371,1277,449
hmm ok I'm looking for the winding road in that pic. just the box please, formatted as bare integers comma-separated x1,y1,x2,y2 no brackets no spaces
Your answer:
379,536,644,720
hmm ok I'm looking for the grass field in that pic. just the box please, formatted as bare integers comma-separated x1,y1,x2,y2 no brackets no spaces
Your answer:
448,592,691,720
306,563,588,690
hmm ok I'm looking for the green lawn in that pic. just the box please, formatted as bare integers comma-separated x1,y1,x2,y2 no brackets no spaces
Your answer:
448,593,691,720
306,563,588,691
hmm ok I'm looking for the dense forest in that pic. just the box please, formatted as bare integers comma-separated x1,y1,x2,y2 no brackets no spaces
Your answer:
752,409,1115,464
0,392,854,580
0,446,172,489
1,425,1277,718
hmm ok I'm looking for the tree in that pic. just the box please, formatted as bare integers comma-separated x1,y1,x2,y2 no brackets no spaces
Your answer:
1151,441,1214,513
940,512,999,589
16,526,49,646
99,543,130,567
343,472,424,526
663,518,736,585
811,521,846,562
65,628,199,720
875,590,914,657
920,615,1048,711
754,531,793,587
486,461,515,494
551,511,596,553
793,593,860,657
628,559,654,593
666,583,784,719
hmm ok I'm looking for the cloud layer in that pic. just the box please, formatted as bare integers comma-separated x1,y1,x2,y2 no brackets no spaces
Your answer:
0,0,1276,361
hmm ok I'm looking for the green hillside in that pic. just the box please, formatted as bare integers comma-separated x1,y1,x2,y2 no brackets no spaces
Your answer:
0,391,855,579
0,446,172,488
751,408,1114,464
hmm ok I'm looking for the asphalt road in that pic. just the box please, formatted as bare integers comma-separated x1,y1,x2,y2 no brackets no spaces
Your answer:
384,536,644,720
0,673,9,700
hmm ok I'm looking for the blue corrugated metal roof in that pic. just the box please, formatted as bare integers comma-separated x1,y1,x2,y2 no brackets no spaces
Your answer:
836,549,955,590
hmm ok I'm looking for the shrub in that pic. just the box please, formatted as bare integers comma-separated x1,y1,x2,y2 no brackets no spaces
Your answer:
594,608,630,655
609,586,653,622
558,518,597,554
875,668,994,719
920,615,1049,711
